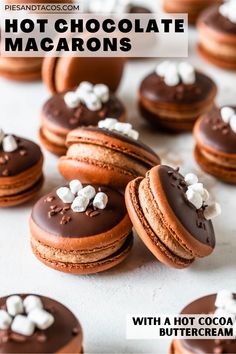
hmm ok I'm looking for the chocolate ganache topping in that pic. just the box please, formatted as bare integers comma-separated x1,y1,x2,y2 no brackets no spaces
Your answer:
200,6,236,35
158,166,215,248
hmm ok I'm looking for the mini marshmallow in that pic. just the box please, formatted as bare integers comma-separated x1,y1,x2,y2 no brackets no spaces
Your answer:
113,122,132,135
56,187,75,204
0,310,12,330
98,118,118,130
186,189,203,209
77,81,93,93
220,106,235,124
93,84,109,103
215,289,233,308
78,185,96,200
11,315,35,336
23,296,43,314
164,64,180,87
178,62,196,85
127,129,139,140
2,135,18,153
84,93,102,111
71,195,90,213
230,115,236,133
28,308,54,330
188,183,204,195
219,2,236,23
204,202,221,220
6,295,24,317
219,3,229,17
214,308,231,317
225,299,236,314
69,180,83,195
156,61,171,77
64,92,80,109
93,192,108,209
184,173,198,186
202,188,210,203
0,129,4,144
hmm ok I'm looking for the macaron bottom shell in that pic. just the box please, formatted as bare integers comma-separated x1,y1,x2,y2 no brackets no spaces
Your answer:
0,58,42,82
198,43,236,71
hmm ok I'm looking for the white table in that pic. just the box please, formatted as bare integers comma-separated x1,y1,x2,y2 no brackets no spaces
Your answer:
1,2,236,353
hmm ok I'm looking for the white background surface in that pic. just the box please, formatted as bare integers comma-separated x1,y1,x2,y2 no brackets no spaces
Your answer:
1,2,236,353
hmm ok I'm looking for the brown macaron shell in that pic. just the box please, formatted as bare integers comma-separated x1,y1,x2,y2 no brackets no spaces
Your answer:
0,294,83,354
58,127,160,189
170,294,236,354
139,71,217,131
194,107,236,183
0,58,42,82
125,165,215,269
30,185,133,274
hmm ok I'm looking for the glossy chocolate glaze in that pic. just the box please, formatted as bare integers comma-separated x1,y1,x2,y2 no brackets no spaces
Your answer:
32,185,127,238
0,137,42,177
0,294,81,353
158,166,215,248
200,6,236,35
198,106,236,154
42,93,125,131
140,72,216,105
181,294,236,354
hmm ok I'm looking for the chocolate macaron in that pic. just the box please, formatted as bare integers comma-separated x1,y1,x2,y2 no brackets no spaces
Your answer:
30,180,133,274
40,81,126,156
58,118,160,189
125,165,221,269
194,106,236,184
0,294,83,353
139,61,217,131
170,290,236,354
197,2,236,70
0,131,43,207
0,56,42,82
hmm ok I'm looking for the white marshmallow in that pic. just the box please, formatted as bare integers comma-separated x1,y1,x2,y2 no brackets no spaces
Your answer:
78,185,96,200
69,180,83,195
225,299,236,314
64,92,80,109
220,107,235,124
204,202,221,220
229,12,236,24
186,189,203,209
188,182,204,195
113,122,132,135
28,308,54,330
184,173,198,186
0,310,12,330
93,192,108,209
23,296,43,314
202,188,210,203
128,129,139,140
6,296,24,317
230,115,236,133
219,3,229,17
215,289,233,308
71,195,90,213
178,62,196,85
0,129,4,144
164,64,180,87
93,84,109,103
98,118,118,130
156,61,171,77
2,135,18,153
56,187,75,204
84,93,102,111
214,307,231,317
219,2,236,23
77,81,93,93
11,315,35,336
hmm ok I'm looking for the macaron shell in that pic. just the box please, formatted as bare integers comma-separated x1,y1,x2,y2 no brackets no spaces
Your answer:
39,128,67,156
197,43,236,70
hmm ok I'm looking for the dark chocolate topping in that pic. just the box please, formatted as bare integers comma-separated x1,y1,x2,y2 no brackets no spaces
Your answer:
158,166,215,248
200,6,236,35
129,5,151,14
0,294,81,353
198,106,236,154
42,92,125,131
181,294,236,354
140,71,216,105
32,185,127,238
0,137,42,177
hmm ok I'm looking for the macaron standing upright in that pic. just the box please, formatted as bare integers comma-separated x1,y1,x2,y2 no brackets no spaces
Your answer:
197,1,236,70
0,294,83,353
40,81,127,156
170,290,236,354
30,180,133,274
58,118,161,189
194,105,236,183
125,165,221,268
0,130,44,207
139,61,217,131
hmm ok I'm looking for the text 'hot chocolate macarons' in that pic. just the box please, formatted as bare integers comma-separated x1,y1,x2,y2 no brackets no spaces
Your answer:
58,119,160,189
139,61,217,131
125,165,221,269
30,180,133,274
40,81,126,156
170,290,236,354
0,294,83,353
194,106,236,183
0,130,44,207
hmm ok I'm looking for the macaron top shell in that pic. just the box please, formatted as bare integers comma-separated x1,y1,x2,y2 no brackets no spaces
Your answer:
180,294,236,354
195,106,236,155
0,137,43,177
0,294,82,354
140,72,216,105
199,6,236,36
